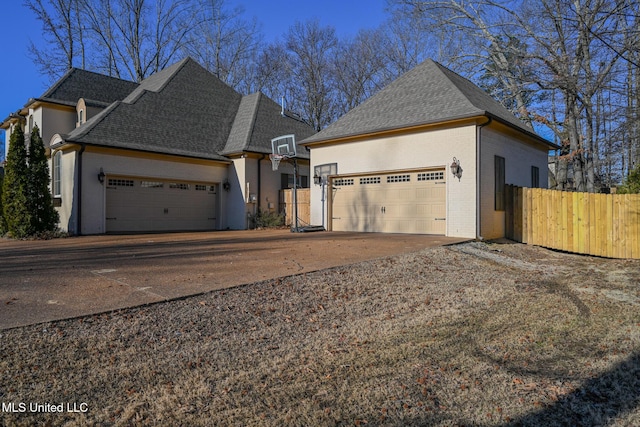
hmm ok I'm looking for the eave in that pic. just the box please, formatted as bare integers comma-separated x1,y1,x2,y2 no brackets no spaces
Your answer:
302,112,558,151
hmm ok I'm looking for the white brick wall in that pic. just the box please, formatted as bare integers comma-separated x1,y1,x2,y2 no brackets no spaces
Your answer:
309,124,479,238
479,125,550,239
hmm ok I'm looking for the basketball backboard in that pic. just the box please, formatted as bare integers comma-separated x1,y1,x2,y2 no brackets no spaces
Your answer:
271,134,297,158
313,163,337,185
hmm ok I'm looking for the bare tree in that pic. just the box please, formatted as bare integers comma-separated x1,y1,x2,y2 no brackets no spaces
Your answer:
181,0,262,93
390,0,639,192
102,0,193,81
252,20,342,131
29,0,195,82
25,0,85,80
80,0,121,77
333,29,388,116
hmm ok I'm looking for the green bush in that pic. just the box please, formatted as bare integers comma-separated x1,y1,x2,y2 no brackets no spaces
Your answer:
250,209,285,228
618,165,640,194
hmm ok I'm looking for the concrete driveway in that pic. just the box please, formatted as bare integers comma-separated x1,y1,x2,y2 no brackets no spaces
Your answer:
0,230,467,329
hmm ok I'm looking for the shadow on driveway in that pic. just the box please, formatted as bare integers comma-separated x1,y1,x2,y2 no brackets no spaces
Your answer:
0,229,466,329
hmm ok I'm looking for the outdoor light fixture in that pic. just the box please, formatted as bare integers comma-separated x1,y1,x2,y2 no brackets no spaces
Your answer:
98,168,105,184
313,172,322,186
222,179,231,192
450,157,462,181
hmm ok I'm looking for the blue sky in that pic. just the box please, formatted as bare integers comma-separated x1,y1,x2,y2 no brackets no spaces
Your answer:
0,0,388,125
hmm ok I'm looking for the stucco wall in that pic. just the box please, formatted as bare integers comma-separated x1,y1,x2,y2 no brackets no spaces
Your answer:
56,148,229,234
52,147,79,234
36,107,75,148
229,156,309,229
309,124,478,238
479,125,550,240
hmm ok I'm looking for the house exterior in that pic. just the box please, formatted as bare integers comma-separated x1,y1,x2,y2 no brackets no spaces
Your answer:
1,58,315,234
301,59,556,240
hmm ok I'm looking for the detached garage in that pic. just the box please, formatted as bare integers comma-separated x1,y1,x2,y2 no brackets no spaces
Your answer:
302,59,557,239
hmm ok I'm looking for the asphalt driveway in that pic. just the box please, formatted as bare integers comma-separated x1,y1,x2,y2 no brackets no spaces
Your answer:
0,230,467,329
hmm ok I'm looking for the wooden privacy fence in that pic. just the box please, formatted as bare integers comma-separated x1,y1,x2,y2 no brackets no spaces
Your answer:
280,188,310,226
505,185,640,259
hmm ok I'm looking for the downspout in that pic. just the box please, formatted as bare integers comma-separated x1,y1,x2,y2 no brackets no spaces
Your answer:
76,143,86,235
476,116,492,241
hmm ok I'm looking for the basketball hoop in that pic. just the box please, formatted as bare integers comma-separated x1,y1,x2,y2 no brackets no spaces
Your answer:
270,153,285,171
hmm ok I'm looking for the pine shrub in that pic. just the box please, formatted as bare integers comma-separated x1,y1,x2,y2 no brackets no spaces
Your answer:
27,125,59,234
1,125,31,238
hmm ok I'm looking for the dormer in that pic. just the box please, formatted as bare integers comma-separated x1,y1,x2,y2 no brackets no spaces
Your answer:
76,98,87,128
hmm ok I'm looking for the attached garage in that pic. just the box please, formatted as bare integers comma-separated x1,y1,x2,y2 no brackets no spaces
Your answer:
330,169,446,234
105,176,218,233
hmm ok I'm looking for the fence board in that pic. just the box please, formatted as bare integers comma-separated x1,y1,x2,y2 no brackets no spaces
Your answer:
561,191,569,252
505,185,640,260
280,188,310,226
632,195,640,259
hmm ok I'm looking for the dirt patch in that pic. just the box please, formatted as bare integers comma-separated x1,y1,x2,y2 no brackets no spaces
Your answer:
1,240,639,426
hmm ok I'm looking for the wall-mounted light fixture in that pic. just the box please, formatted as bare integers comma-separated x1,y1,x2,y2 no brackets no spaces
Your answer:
450,157,462,181
313,172,322,186
222,179,231,192
98,168,105,184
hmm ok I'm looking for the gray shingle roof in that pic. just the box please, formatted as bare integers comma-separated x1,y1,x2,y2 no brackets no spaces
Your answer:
64,58,315,161
34,68,139,106
65,58,242,161
302,59,545,145
223,92,315,158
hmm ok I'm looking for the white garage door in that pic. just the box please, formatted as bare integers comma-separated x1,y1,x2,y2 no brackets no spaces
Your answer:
106,176,217,233
331,169,446,234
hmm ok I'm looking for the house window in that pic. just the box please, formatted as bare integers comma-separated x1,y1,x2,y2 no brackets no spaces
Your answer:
281,174,308,189
53,151,62,197
531,166,540,188
78,109,84,125
28,115,34,132
495,155,505,211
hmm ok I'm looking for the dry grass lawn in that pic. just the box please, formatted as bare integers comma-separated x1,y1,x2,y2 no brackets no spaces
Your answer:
1,240,639,426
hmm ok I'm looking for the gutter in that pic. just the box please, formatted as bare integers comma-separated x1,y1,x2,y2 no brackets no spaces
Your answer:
476,116,492,241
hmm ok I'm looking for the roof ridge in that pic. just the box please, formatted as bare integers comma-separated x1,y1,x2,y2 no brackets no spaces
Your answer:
430,60,535,132
244,92,261,148
429,60,483,113
222,92,261,154
38,68,77,100
123,57,191,104
39,68,136,100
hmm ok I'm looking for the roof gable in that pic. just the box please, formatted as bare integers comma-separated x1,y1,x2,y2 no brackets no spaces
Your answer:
302,59,536,144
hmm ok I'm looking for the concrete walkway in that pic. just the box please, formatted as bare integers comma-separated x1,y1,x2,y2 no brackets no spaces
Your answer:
0,230,467,329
